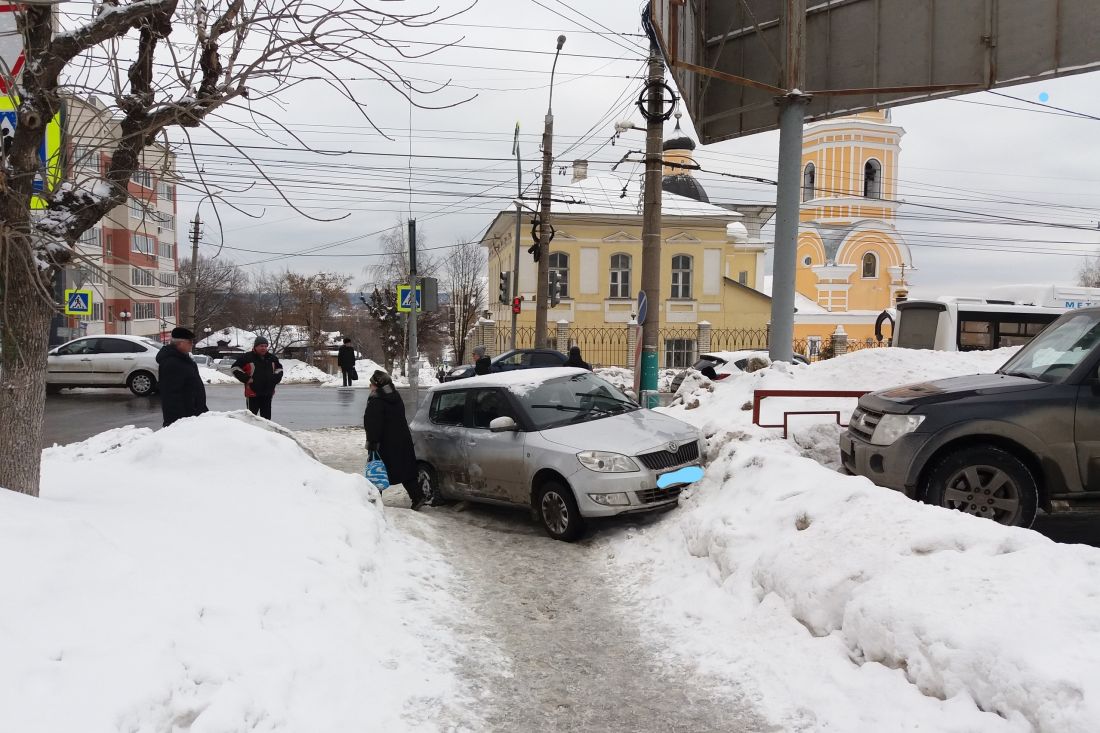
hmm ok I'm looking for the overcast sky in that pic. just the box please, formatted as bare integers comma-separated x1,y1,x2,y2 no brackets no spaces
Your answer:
167,0,1100,297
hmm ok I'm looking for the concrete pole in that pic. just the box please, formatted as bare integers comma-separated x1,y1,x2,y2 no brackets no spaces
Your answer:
408,218,419,404
639,42,665,405
534,35,566,349
182,211,201,334
769,0,809,363
512,124,522,350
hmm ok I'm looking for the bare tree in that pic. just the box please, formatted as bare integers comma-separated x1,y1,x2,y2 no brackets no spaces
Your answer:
0,2,471,495
1080,254,1100,288
180,255,249,333
245,269,294,354
445,238,486,364
286,272,351,363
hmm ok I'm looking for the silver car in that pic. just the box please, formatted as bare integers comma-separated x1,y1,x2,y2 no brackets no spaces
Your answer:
410,368,706,541
47,335,163,396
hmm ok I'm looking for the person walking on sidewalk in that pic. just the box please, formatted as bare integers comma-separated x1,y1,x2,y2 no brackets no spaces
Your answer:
364,370,426,510
156,327,208,427
337,337,357,387
232,336,284,420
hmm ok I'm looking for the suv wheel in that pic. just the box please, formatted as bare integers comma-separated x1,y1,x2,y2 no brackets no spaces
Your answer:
923,446,1038,527
127,371,157,397
535,480,585,542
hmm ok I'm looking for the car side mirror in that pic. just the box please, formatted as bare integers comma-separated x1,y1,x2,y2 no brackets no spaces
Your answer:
490,416,517,433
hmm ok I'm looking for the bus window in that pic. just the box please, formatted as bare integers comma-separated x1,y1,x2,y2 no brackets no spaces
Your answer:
894,307,942,349
959,320,993,350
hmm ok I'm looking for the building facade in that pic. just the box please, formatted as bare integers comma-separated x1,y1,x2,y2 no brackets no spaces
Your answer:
59,95,180,342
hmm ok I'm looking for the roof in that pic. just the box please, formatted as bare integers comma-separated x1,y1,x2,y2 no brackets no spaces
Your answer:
543,175,741,220
662,135,696,152
662,174,710,203
758,276,829,314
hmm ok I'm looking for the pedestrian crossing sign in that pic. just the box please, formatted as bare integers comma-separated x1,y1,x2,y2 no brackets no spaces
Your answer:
396,284,422,313
64,289,93,316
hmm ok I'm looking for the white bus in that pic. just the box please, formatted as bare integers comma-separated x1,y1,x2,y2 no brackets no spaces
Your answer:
886,298,1064,351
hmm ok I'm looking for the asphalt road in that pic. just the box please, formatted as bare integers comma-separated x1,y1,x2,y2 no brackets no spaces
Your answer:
43,384,427,446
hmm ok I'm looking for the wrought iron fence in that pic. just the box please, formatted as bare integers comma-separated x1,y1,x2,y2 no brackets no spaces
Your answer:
566,326,631,368
657,327,699,368
710,327,769,351
495,327,555,354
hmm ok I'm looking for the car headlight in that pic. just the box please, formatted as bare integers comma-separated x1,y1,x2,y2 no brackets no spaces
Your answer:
577,451,640,473
588,492,631,506
870,414,926,446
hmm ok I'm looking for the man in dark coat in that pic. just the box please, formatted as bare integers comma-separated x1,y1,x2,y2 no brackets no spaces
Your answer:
473,345,491,376
565,345,592,371
364,370,426,510
156,327,208,427
337,337,357,387
232,336,284,420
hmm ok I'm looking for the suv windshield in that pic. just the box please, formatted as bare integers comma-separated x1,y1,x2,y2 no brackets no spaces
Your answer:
518,372,638,430
998,310,1100,382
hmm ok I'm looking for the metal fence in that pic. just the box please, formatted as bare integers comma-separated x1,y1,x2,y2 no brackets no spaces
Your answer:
710,327,769,351
496,327,555,353
566,327,630,369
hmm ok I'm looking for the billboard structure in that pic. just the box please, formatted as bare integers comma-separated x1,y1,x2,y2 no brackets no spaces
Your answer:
651,0,1100,144
649,0,1100,360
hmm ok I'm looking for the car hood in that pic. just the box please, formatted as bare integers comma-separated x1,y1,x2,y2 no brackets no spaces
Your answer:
537,409,699,455
864,373,1045,412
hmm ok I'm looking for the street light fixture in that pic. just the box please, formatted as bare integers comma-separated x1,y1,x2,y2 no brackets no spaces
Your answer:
118,310,131,335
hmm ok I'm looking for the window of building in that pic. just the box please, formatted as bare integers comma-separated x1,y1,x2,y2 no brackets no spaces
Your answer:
158,271,178,287
862,252,878,278
132,233,156,256
802,162,815,202
802,255,812,266
549,251,569,299
72,144,98,170
161,300,177,319
609,253,631,298
90,302,104,322
131,267,157,287
78,227,101,249
863,159,882,199
129,198,146,219
158,182,174,202
671,254,693,299
157,240,173,259
664,338,696,368
738,270,748,285
131,169,153,188
134,301,157,320
153,211,175,231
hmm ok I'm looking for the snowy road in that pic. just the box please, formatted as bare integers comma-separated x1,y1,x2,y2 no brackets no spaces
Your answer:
297,428,774,733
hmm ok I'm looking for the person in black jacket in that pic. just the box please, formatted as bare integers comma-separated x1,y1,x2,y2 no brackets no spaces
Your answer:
337,338,357,387
232,336,284,420
565,345,592,371
156,327,208,427
364,370,425,510
473,345,491,376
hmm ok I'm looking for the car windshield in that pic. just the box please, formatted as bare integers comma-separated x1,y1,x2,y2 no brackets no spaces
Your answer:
998,310,1100,382
518,372,639,430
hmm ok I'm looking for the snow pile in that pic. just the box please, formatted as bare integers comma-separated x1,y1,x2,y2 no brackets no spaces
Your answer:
594,366,680,392
197,366,236,385
1,413,472,731
196,326,257,350
279,358,337,384
613,346,1100,732
318,359,442,389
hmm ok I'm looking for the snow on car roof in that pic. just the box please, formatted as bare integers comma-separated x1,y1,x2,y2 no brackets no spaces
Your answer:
433,367,589,392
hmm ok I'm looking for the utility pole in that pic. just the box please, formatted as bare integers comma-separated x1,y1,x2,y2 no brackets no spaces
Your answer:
182,211,201,333
407,218,419,405
511,122,522,350
534,35,566,348
769,0,810,362
638,39,666,405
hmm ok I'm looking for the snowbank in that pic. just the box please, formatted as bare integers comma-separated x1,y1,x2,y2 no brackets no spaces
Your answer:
197,366,236,385
1,413,472,731
613,347,1100,732
279,358,337,384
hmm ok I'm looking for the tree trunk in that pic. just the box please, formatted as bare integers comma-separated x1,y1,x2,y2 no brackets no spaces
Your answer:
0,230,54,497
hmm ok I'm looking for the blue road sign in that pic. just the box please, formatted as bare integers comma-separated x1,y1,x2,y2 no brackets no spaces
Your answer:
396,284,422,313
64,289,93,316
636,290,648,325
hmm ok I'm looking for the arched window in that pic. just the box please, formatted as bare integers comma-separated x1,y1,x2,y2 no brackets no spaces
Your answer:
609,253,631,298
802,162,816,202
862,252,878,279
863,159,882,199
549,251,569,299
671,254,693,299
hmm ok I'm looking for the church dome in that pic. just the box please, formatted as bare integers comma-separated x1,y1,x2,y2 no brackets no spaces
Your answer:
662,135,696,152
663,174,710,203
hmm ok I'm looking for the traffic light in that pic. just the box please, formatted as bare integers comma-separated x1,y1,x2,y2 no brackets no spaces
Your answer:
549,271,562,308
511,296,523,315
498,271,511,304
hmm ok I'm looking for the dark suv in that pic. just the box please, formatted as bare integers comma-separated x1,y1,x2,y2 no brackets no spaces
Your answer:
840,306,1100,527
443,348,567,381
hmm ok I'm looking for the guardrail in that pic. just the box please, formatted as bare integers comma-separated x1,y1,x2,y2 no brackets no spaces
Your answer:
751,389,869,438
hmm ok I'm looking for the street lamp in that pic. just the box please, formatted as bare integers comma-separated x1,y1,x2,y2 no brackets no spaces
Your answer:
533,34,566,347
118,310,131,335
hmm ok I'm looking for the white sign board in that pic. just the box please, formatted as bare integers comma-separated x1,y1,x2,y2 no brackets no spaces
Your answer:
0,5,25,93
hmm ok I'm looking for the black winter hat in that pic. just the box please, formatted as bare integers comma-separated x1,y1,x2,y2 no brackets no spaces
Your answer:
253,336,269,347
171,327,195,340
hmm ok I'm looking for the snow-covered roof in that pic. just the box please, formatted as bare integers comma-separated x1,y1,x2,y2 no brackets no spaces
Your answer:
545,176,742,220
758,277,830,314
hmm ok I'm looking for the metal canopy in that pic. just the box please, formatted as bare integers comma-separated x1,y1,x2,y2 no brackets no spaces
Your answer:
651,0,1100,144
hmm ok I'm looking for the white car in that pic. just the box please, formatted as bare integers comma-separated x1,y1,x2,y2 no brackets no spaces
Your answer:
410,368,706,541
46,335,164,396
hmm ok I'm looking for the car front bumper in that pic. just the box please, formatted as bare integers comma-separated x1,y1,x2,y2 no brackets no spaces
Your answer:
571,467,701,518
839,430,930,498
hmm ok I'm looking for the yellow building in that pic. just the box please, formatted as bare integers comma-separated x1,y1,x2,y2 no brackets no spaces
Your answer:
480,139,773,368
788,110,913,348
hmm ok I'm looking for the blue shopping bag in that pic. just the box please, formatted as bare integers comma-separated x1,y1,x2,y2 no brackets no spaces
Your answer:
364,452,390,490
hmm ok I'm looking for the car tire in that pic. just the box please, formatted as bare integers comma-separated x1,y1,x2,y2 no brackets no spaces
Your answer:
535,480,585,542
46,384,62,395
127,371,157,397
922,446,1038,527
416,462,446,506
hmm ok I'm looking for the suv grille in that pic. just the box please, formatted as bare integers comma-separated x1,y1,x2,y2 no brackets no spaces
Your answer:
848,407,883,442
636,486,684,504
637,441,699,471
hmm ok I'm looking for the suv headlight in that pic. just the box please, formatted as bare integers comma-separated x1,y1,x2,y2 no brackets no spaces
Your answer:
577,451,639,473
870,414,926,446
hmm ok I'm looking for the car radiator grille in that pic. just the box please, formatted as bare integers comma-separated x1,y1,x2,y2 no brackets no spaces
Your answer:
636,486,684,504
637,441,699,471
848,407,883,442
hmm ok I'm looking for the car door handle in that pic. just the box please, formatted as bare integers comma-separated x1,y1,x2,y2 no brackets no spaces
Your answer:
80,358,93,361
423,433,435,440
123,357,135,361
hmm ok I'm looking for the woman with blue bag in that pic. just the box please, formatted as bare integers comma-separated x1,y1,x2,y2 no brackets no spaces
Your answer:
364,370,427,510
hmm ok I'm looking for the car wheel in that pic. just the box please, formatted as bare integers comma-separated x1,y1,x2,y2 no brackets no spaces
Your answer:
922,446,1038,527
416,462,446,506
127,371,157,397
535,480,585,542
46,384,62,395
